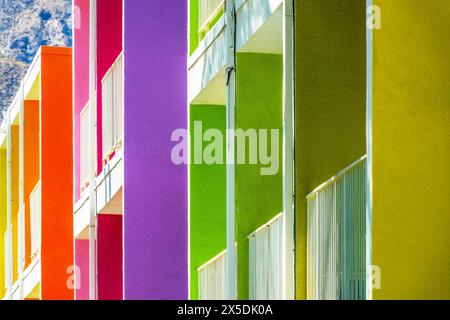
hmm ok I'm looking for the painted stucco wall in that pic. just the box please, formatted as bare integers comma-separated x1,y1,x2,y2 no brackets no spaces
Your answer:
73,0,90,201
97,0,123,172
294,0,367,299
372,0,450,300
40,47,74,300
189,105,226,300
235,53,283,299
97,214,123,300
0,149,7,297
75,239,89,300
189,0,199,54
23,100,40,269
124,0,188,299
11,125,19,284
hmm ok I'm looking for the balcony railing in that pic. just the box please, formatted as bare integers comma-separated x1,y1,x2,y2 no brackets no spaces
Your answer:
80,102,90,191
198,0,225,39
102,53,123,163
248,213,283,300
4,230,10,290
30,182,41,259
198,250,227,300
307,156,367,300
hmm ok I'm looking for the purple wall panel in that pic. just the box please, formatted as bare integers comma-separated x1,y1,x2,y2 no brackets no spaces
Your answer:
124,0,188,299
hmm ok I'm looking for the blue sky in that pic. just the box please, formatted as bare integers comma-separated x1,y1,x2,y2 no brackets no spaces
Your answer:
0,0,72,117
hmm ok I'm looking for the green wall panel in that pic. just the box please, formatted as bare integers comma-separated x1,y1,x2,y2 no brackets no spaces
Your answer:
236,53,283,299
189,104,227,300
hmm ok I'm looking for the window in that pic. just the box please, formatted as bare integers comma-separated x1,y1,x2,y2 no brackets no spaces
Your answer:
249,214,283,300
102,53,123,162
198,250,227,300
307,157,367,300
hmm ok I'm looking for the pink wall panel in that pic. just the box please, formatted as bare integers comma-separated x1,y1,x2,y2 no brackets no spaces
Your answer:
75,239,90,300
96,0,123,174
97,214,123,300
73,0,90,201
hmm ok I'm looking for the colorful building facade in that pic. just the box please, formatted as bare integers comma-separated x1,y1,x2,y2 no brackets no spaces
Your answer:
0,0,448,300
0,46,73,300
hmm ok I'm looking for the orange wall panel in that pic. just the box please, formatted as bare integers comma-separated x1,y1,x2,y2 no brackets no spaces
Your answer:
39,47,73,300
24,100,40,268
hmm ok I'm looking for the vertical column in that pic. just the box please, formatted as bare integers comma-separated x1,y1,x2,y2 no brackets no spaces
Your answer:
124,0,188,299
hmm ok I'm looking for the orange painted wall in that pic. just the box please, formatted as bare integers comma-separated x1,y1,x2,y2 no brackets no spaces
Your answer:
39,47,73,300
23,100,40,269
11,125,19,284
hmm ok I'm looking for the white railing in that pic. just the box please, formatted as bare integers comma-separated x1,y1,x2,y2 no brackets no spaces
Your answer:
4,230,10,290
249,213,283,300
18,209,25,273
30,182,41,259
198,0,225,36
80,103,90,191
102,53,123,162
198,250,227,300
307,156,367,300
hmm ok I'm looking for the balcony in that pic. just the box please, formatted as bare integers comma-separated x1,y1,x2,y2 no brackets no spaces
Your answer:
30,182,41,259
248,213,283,300
102,53,123,164
306,156,367,300
80,102,90,192
198,0,225,40
197,250,227,300
3,230,11,292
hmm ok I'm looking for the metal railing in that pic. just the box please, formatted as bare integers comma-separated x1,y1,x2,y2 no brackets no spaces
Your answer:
4,230,10,290
80,103,90,191
102,53,123,162
307,156,367,300
30,182,41,259
248,213,284,300
198,250,227,300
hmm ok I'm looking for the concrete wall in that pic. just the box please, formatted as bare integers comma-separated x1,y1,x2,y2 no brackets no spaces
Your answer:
294,0,367,299
189,105,226,300
73,0,90,201
235,53,283,299
124,0,188,299
372,0,450,299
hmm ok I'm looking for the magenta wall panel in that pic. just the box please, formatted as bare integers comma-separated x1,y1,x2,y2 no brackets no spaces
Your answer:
73,0,90,201
96,0,123,174
75,239,89,300
97,214,123,300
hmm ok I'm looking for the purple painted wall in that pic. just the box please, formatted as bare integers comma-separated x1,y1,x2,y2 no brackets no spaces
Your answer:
124,0,188,299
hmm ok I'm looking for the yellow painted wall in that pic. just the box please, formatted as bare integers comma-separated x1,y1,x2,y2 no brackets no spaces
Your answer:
294,0,366,299
11,126,19,284
0,148,7,297
372,0,450,299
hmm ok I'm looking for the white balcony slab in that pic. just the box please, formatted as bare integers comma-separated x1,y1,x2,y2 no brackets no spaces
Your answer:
188,0,283,105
